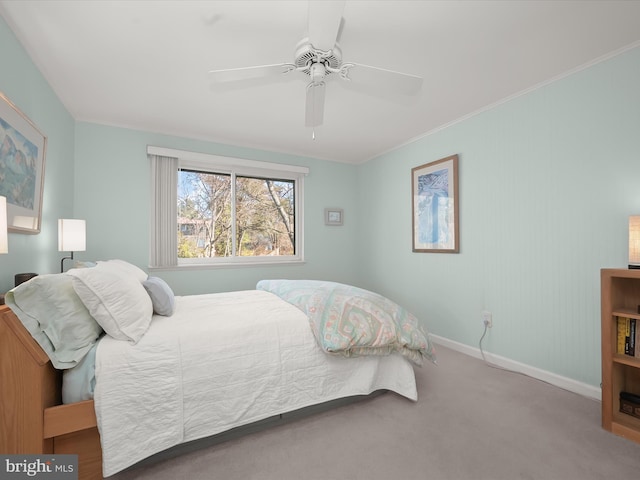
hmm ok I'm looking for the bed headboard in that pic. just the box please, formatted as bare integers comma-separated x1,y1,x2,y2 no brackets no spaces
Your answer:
0,304,61,454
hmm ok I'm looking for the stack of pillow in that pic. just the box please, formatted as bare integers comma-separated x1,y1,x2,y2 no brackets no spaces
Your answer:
5,259,175,370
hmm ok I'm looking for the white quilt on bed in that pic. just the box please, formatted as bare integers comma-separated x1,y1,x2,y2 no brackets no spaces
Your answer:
94,290,418,477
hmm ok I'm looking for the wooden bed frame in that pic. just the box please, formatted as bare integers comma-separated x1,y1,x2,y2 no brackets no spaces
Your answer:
0,305,102,479
0,303,390,479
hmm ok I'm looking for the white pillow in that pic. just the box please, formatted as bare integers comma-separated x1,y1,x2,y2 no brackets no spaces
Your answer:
4,274,103,369
68,261,152,343
98,259,148,282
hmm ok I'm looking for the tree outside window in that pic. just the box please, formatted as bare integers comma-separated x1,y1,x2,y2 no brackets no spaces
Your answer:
178,169,295,259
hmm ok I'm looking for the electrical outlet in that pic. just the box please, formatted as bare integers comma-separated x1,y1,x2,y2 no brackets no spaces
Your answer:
481,310,493,328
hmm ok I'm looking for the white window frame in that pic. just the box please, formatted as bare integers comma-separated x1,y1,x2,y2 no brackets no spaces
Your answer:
148,146,308,270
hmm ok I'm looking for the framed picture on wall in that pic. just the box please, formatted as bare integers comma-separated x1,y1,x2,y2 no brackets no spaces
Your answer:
411,154,459,253
325,208,343,226
0,91,47,234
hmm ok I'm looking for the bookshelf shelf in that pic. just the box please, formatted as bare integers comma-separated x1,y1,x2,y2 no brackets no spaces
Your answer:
611,310,640,321
612,355,640,368
601,268,640,445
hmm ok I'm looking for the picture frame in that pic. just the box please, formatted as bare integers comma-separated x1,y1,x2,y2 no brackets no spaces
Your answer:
325,208,343,226
0,91,47,234
411,154,459,253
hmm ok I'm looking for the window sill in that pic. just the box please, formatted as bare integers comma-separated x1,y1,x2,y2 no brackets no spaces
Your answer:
149,259,306,272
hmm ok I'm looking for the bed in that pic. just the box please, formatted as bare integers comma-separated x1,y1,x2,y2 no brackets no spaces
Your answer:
0,260,435,479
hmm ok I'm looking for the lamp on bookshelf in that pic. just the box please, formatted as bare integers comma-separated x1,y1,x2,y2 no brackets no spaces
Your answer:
630,215,640,269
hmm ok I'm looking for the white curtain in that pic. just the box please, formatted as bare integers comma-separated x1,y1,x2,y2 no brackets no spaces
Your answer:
149,154,178,267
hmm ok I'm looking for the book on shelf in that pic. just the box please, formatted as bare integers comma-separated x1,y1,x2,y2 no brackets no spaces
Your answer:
620,391,640,419
637,318,640,358
617,316,640,357
617,316,629,355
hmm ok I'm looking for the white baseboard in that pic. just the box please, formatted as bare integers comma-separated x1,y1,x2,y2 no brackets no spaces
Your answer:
430,334,602,402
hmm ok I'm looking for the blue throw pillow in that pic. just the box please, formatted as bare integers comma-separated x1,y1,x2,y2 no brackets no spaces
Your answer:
143,276,175,316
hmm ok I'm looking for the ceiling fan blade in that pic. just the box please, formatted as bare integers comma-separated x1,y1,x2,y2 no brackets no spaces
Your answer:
209,64,293,83
336,16,346,44
344,63,423,96
307,0,346,51
305,82,326,127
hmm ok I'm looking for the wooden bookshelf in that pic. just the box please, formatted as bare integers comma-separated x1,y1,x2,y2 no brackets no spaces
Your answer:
601,268,640,444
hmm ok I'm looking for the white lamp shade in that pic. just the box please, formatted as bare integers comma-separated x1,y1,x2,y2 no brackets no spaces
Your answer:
630,215,640,267
58,219,86,252
0,196,8,254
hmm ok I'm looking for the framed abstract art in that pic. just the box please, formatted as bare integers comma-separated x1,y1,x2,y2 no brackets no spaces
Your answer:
0,91,47,234
411,154,459,253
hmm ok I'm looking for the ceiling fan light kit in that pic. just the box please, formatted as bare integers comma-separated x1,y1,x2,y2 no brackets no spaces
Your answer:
208,1,423,130
294,38,343,76
309,61,327,82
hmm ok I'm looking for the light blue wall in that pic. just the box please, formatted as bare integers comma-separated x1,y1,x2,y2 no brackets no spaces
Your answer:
357,46,640,388
73,123,360,295
0,16,75,293
3,11,640,389
1,14,360,295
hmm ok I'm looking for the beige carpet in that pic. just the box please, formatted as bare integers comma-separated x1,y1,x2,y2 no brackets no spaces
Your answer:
111,345,640,480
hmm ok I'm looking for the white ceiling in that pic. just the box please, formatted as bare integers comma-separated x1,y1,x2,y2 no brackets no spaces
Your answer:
2,0,640,164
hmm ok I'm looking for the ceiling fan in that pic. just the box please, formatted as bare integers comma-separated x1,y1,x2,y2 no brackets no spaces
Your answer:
208,0,423,130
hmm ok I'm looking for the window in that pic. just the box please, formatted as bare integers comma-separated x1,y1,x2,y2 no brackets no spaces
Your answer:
177,170,296,259
149,147,308,269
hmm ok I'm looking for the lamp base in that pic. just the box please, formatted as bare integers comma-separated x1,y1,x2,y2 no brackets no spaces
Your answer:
61,252,75,273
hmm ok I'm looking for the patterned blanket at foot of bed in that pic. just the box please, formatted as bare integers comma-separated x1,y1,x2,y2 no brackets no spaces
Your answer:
257,279,436,366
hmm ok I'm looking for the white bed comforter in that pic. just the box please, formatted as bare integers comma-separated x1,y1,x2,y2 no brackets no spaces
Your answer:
94,290,418,477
